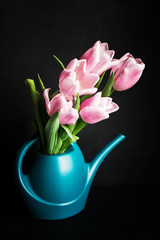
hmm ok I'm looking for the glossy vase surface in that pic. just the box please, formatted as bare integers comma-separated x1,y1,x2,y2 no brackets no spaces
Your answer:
16,134,125,220
29,143,88,203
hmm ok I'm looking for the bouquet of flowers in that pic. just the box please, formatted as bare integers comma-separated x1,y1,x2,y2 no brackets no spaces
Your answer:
25,41,145,154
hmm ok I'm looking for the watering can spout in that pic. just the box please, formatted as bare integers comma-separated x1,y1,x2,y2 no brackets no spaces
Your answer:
87,134,126,184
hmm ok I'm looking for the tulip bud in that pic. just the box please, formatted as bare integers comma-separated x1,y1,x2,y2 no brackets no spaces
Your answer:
111,53,145,91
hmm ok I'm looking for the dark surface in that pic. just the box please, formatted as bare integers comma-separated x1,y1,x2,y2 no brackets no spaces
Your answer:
2,185,160,239
1,1,159,239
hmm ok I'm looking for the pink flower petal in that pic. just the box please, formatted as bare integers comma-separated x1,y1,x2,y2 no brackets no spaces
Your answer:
79,88,98,96
66,58,78,71
43,88,51,115
80,106,109,124
59,59,99,97
80,40,115,76
111,53,145,91
59,105,79,125
43,89,68,116
80,92,101,109
80,92,119,124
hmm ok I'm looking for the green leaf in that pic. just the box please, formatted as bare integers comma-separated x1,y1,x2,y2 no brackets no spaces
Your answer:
37,74,60,100
37,74,45,91
50,89,60,99
59,135,79,154
72,95,76,108
53,54,65,70
72,119,87,135
44,112,60,154
80,94,92,103
52,132,58,154
101,72,114,97
114,68,119,75
25,79,46,150
74,93,80,112
36,92,49,126
58,126,69,141
94,70,106,88
61,125,79,142
58,121,81,154
53,137,63,154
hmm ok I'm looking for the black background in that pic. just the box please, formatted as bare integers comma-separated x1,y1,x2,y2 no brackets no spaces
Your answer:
1,0,159,239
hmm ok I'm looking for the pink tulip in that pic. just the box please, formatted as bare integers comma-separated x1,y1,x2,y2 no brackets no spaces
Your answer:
80,92,119,124
59,58,99,97
58,105,79,125
80,40,115,76
111,53,145,91
43,89,79,125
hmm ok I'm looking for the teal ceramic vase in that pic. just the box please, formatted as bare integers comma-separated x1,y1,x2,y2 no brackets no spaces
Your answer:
16,134,125,220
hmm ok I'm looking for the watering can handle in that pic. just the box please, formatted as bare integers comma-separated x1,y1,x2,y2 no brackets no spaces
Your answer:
16,138,39,180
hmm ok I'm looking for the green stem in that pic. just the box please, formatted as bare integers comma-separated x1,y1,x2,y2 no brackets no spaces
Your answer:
51,89,59,99
37,74,45,91
102,72,114,97
94,70,106,88
72,119,87,135
53,55,65,70
109,88,115,96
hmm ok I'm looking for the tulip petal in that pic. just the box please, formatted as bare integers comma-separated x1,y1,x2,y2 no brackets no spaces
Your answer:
59,59,99,97
59,70,79,96
111,53,145,91
113,61,145,91
80,92,119,124
74,60,99,91
81,44,99,73
66,58,78,71
43,88,51,116
106,102,119,113
43,89,68,116
80,106,109,124
79,87,98,96
81,40,114,75
59,105,79,125
90,50,115,75
80,92,101,109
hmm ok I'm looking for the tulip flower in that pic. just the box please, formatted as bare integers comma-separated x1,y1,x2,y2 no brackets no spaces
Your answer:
58,105,79,125
80,92,119,124
43,89,79,125
111,53,145,91
59,58,99,97
80,40,115,76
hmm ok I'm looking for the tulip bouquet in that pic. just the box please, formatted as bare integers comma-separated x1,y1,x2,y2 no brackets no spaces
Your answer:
25,41,145,154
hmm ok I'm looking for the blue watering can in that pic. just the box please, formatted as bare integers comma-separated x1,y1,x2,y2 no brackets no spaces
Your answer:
16,134,125,220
